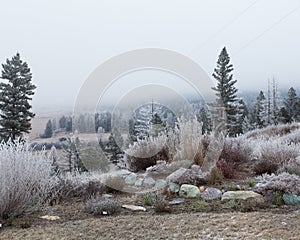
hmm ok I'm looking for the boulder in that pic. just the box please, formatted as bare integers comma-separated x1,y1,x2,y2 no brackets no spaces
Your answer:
222,191,265,206
283,193,300,206
134,178,143,187
125,173,137,185
169,182,180,193
143,177,156,187
179,184,201,198
201,187,222,201
166,167,208,185
155,179,167,189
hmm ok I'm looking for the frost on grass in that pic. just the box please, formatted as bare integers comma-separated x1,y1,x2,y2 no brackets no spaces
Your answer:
0,140,59,217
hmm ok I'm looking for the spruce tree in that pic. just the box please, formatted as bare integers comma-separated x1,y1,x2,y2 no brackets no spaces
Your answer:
198,107,211,134
0,53,36,142
42,119,53,138
284,87,298,122
251,91,267,128
212,47,238,136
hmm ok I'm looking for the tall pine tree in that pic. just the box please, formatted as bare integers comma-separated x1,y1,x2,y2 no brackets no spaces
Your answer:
212,47,238,136
0,53,36,142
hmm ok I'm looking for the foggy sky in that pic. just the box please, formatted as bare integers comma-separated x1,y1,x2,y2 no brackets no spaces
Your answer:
0,0,299,112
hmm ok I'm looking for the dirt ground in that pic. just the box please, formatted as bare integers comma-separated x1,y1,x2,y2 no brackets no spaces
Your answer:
1,210,299,240
1,193,299,240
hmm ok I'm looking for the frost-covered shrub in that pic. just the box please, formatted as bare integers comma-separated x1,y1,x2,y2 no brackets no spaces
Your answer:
125,135,170,172
59,171,104,198
244,123,300,139
260,141,299,166
84,196,122,216
254,172,300,195
279,158,300,177
0,141,59,217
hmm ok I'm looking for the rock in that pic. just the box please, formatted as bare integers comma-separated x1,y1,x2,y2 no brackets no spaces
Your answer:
222,191,265,206
166,168,187,183
199,186,205,192
169,182,180,193
134,178,143,187
40,215,60,221
155,179,167,189
125,173,137,185
166,167,208,186
143,177,156,187
179,184,201,198
147,160,193,178
283,193,300,205
169,198,185,205
201,187,222,200
122,205,146,211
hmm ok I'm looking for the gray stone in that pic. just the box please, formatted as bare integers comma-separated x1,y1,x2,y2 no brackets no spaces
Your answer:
169,182,180,193
155,179,166,189
169,198,185,205
201,187,222,200
143,177,156,187
125,173,137,185
222,191,265,206
134,178,143,187
179,184,201,198
283,193,300,206
166,166,208,186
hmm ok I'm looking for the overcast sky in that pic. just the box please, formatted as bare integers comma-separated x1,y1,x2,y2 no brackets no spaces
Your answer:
0,0,299,112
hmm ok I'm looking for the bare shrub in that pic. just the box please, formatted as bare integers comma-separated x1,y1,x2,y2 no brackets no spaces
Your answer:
254,172,300,195
217,159,235,179
0,141,59,218
84,196,121,216
216,138,251,179
254,160,278,175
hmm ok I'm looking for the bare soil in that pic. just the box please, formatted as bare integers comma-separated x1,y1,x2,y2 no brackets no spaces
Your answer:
1,194,299,240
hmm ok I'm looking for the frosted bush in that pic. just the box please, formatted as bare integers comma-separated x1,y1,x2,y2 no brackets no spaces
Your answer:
260,140,299,166
254,172,300,195
0,140,59,217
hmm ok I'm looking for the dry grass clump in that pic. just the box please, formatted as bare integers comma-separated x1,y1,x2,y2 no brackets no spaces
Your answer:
84,196,122,216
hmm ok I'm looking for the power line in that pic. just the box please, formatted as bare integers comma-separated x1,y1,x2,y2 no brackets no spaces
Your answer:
190,0,261,53
233,3,300,56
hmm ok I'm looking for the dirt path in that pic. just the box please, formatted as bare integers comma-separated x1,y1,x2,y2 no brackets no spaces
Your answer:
1,211,299,240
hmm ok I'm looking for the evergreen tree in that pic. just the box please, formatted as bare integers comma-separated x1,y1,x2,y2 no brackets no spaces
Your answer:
198,107,211,134
251,91,267,128
284,87,298,122
0,53,36,142
235,99,249,134
149,112,165,137
42,119,53,138
212,47,238,136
